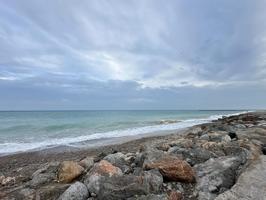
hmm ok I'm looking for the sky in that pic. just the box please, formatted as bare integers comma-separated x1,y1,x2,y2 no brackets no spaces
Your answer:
0,0,266,110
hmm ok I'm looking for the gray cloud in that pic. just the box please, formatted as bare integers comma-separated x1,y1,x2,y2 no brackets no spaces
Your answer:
0,0,265,110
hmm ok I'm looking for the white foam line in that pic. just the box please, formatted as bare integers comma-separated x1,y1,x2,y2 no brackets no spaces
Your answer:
0,111,251,155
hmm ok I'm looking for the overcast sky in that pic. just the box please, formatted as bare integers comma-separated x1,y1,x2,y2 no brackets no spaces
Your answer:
0,0,265,110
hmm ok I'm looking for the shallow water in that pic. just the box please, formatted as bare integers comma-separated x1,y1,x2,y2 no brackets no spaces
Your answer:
0,110,248,154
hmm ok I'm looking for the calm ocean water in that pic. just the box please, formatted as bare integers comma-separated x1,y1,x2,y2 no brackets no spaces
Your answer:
0,110,248,155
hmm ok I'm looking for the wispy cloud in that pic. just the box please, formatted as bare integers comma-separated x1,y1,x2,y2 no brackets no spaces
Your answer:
0,0,265,109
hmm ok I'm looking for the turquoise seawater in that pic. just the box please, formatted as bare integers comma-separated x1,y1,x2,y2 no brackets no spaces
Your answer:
0,110,247,154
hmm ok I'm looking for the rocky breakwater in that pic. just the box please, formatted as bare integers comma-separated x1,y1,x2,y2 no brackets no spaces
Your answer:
0,112,266,200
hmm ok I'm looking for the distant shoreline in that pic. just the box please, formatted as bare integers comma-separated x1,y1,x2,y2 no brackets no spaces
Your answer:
0,110,251,156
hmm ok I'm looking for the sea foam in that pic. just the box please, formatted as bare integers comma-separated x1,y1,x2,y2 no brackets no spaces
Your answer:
0,111,248,155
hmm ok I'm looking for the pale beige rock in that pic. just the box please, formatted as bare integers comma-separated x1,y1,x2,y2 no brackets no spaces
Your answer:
58,161,84,183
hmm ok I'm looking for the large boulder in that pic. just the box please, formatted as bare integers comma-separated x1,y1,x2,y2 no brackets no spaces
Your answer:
84,160,123,195
90,169,163,200
195,155,245,200
103,152,130,173
237,127,266,143
58,161,84,183
144,156,195,183
30,162,60,187
215,155,266,200
58,181,89,200
87,160,123,177
141,148,166,167
169,146,214,166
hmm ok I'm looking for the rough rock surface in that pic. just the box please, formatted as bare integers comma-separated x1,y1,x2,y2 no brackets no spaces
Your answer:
215,155,266,200
127,194,168,200
144,156,195,183
58,181,89,200
103,152,130,173
195,155,245,200
35,184,69,200
84,160,123,195
30,162,59,187
168,191,183,200
169,146,214,165
58,161,84,183
92,169,163,200
87,160,123,177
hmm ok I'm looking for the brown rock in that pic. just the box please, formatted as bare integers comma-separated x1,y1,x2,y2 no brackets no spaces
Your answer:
169,191,183,200
58,161,84,183
89,160,122,177
144,156,195,183
0,191,6,199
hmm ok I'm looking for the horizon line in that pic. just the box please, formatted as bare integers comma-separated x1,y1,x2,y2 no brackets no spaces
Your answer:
0,109,256,112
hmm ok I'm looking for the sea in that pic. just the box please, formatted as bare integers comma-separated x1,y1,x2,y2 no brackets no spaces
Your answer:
0,110,249,155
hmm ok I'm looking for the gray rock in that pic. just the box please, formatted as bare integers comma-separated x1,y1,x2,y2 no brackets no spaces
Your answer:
19,188,35,197
222,135,231,143
169,147,213,166
234,124,246,129
143,169,163,192
133,167,143,176
103,152,130,173
35,184,70,200
84,160,123,195
79,157,94,171
58,181,89,200
103,152,126,164
200,134,210,141
141,149,166,168
29,162,59,188
127,194,168,200
215,155,266,200
167,146,182,154
195,155,245,200
237,127,266,143
85,174,102,195
208,131,227,142
87,169,163,200
15,188,35,200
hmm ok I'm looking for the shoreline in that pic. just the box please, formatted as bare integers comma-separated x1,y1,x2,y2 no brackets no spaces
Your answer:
0,110,250,156
1,111,266,200
0,128,189,175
